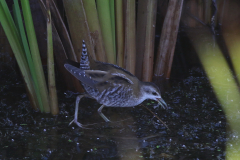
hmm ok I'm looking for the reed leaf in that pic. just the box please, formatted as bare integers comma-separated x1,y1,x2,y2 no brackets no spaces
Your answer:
21,0,50,113
0,1,38,110
13,0,44,112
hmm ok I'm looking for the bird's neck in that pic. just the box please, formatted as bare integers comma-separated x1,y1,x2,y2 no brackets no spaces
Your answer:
137,82,148,103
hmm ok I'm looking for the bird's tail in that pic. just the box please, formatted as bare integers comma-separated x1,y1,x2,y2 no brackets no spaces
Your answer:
80,40,90,70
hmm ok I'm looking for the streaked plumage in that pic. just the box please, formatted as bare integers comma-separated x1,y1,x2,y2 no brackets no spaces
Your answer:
64,40,167,127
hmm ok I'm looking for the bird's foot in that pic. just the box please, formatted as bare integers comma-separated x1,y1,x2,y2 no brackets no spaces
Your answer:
69,119,84,128
105,119,110,123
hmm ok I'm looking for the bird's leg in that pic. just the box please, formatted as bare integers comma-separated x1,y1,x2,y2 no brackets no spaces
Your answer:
98,105,110,122
69,94,87,127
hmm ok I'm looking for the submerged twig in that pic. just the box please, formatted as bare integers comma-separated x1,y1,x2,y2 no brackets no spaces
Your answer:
140,104,170,131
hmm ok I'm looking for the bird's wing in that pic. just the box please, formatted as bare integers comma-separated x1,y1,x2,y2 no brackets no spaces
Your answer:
84,70,134,85
65,64,134,91
87,71,134,92
64,64,98,88
110,72,134,84
84,70,108,81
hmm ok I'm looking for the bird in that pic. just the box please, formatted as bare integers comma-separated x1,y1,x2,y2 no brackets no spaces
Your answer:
64,40,167,128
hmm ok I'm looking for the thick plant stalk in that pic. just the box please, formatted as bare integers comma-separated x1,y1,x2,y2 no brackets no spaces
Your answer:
136,0,157,81
115,0,124,67
189,0,198,27
38,0,83,93
124,0,136,74
96,0,116,64
198,0,204,23
46,0,58,115
21,0,50,113
82,0,107,62
109,0,116,56
154,0,184,79
142,0,157,82
135,0,147,80
0,1,38,110
49,0,77,62
63,0,96,61
204,0,211,24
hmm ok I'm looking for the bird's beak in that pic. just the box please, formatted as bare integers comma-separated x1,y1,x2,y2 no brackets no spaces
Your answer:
156,98,167,109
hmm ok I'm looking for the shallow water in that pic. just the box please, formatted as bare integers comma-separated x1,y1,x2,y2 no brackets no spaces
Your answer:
0,67,226,159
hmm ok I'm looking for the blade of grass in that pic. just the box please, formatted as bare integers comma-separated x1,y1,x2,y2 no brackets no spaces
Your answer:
21,0,50,113
1,1,21,44
0,1,38,110
46,0,58,115
13,0,44,112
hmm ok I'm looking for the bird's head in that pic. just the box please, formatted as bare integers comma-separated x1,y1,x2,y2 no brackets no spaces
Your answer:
140,82,167,109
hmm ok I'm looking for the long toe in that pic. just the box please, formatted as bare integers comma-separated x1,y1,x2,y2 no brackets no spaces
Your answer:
74,121,84,128
69,119,74,126
69,119,84,128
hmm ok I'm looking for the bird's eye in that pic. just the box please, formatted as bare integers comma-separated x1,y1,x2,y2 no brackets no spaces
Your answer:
152,92,157,96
